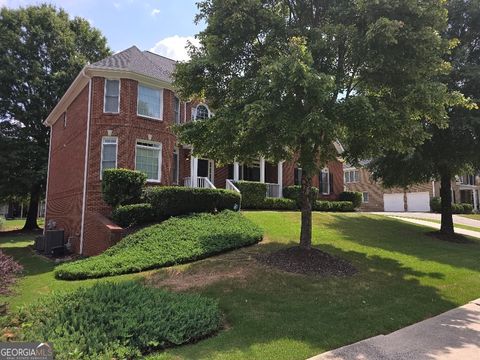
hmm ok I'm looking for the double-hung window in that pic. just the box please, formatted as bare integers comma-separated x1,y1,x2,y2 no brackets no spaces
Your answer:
294,168,302,186
104,79,120,113
137,84,163,119
135,141,162,182
101,137,118,178
362,192,369,203
174,96,181,124
320,168,330,195
344,169,360,184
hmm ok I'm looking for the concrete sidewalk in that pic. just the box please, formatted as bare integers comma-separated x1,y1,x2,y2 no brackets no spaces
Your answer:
388,216,480,239
308,299,480,360
373,212,480,229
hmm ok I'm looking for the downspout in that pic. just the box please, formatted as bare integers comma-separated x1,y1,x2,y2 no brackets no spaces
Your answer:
43,126,53,235
80,76,93,255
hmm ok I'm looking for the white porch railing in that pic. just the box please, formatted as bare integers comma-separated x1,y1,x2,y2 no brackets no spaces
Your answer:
226,179,240,193
184,177,216,189
266,183,281,198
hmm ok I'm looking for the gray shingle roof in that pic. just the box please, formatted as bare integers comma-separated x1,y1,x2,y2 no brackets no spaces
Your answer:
88,46,177,83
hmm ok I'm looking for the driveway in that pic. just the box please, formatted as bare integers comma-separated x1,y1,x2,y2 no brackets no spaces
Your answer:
372,212,480,228
308,299,480,360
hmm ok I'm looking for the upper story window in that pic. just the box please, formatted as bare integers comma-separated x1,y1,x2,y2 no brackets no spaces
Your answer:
320,168,330,195
344,169,360,184
460,175,476,185
101,137,118,178
135,140,162,182
137,84,163,120
174,96,181,124
194,104,210,121
104,79,120,113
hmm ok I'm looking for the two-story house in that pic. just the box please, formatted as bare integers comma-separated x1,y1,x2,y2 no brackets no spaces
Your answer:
44,46,345,256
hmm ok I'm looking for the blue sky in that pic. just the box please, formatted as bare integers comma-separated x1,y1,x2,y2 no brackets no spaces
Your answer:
0,0,205,60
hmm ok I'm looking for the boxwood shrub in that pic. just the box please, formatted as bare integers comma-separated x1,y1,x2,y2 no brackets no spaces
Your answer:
430,197,473,214
102,169,147,207
144,186,240,219
339,191,363,208
261,197,297,210
112,203,155,227
55,211,263,280
15,282,221,359
233,181,267,208
314,200,355,212
282,185,319,205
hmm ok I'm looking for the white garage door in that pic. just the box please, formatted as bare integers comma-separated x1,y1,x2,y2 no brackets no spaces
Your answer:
384,193,404,212
406,192,430,212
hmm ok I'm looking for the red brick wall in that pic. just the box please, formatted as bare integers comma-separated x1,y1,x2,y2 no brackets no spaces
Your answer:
45,84,89,253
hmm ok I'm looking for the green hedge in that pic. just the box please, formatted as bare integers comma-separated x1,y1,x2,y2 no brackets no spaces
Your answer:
0,216,4,230
233,181,267,208
55,211,263,280
282,185,319,205
313,200,355,212
144,187,241,219
430,197,474,214
102,169,147,208
261,197,297,210
16,282,221,359
339,191,363,208
112,203,155,227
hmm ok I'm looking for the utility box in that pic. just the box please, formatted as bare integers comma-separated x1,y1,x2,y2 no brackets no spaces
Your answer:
45,229,65,255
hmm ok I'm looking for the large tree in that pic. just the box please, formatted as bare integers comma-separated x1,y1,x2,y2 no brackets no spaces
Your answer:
368,0,480,235
0,4,110,229
174,0,458,249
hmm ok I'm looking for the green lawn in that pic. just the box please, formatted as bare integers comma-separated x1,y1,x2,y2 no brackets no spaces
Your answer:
0,218,44,231
460,214,480,221
2,212,480,360
406,217,480,232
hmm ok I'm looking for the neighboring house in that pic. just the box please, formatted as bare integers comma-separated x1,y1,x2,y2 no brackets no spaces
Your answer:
43,46,345,256
344,164,480,212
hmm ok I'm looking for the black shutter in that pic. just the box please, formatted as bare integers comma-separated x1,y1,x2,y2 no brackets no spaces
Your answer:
329,173,334,194
319,172,324,194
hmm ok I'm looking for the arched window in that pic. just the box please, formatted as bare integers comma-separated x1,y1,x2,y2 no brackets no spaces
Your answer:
195,104,210,120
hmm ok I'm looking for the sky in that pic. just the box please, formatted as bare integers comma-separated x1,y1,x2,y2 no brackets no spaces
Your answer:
0,0,204,60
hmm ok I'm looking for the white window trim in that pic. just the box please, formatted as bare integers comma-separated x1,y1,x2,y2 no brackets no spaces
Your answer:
137,84,163,121
103,79,120,114
344,169,359,184
321,168,330,195
193,103,211,121
135,139,162,183
100,136,118,180
363,192,369,203
174,96,181,124
63,112,67,128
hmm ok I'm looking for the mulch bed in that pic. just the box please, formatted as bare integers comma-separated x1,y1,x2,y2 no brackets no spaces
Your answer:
255,246,357,276
426,231,474,244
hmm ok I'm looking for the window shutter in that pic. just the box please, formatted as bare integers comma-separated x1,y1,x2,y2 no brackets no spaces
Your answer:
329,173,334,194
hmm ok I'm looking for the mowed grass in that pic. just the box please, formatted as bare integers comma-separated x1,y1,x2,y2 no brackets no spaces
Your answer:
405,217,480,232
0,218,45,231
2,212,480,360
460,214,480,221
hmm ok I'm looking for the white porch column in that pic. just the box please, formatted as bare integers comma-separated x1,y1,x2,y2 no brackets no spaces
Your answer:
473,190,478,211
277,161,284,198
190,153,198,188
233,161,240,181
260,157,265,183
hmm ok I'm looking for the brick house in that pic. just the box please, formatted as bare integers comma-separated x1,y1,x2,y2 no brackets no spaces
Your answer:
344,163,480,212
43,46,345,256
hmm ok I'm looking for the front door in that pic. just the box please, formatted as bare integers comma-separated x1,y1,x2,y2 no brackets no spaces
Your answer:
197,159,214,183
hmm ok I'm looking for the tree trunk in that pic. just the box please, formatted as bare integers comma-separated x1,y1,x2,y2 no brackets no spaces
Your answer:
439,173,454,235
23,183,40,230
299,172,313,249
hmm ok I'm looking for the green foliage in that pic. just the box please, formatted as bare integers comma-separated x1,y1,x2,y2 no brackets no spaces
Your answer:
0,5,110,228
55,211,262,280
283,186,319,206
430,197,474,214
16,282,221,359
339,192,363,208
112,203,154,227
102,169,147,208
261,197,297,210
233,181,267,209
313,201,355,212
0,216,4,230
144,187,241,218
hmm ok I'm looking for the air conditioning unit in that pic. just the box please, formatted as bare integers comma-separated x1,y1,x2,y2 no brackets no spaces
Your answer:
44,229,65,255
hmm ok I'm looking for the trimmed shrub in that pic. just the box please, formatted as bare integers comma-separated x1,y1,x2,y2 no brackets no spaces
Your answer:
102,168,147,208
15,282,221,359
261,197,297,210
233,181,267,208
0,250,23,295
0,216,5,230
283,185,319,205
55,211,263,280
144,187,240,219
313,200,355,212
112,203,155,227
339,191,363,208
431,197,474,214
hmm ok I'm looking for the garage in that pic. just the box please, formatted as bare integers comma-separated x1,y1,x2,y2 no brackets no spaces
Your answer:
383,193,404,212
406,192,430,212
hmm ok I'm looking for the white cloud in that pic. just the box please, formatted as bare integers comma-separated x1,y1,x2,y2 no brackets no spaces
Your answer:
113,2,121,9
151,8,160,16
150,35,199,61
